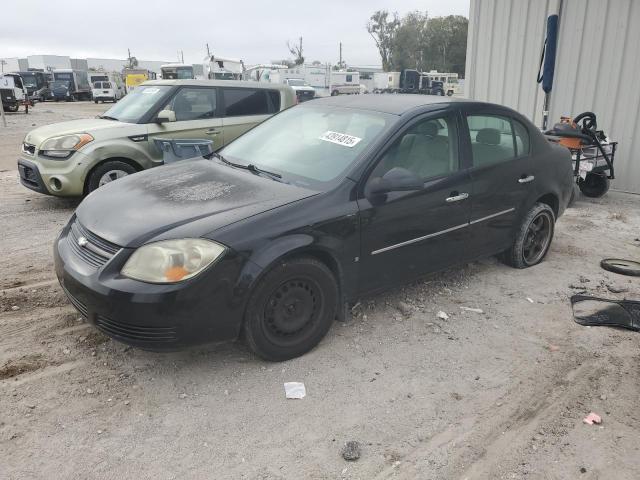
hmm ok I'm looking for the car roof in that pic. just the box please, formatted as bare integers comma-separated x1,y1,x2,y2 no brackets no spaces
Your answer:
311,94,475,115
143,79,291,91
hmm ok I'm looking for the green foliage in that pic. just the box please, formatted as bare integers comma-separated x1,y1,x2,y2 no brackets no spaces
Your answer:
367,10,468,76
366,10,401,72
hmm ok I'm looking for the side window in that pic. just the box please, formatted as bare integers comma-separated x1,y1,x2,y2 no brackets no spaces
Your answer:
513,120,530,156
371,115,459,181
223,88,269,116
467,114,516,167
267,90,281,111
164,87,217,121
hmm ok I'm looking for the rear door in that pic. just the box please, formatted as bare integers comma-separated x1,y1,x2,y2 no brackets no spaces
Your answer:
146,86,222,160
220,87,279,146
463,110,534,256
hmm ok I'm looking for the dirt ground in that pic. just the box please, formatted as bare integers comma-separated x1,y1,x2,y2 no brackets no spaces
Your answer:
1,103,639,480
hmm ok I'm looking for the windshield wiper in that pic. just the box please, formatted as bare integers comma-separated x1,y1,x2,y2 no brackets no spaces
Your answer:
213,152,283,181
98,115,119,121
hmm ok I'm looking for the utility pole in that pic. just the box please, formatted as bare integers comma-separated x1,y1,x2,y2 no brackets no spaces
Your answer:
181,50,184,63
206,43,210,57
339,42,343,69
0,59,6,73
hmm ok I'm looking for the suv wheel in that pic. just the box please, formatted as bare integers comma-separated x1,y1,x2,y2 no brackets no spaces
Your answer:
501,202,555,268
243,256,338,361
87,160,137,194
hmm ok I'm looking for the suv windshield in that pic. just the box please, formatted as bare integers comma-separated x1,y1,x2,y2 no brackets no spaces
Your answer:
221,104,394,189
101,85,171,123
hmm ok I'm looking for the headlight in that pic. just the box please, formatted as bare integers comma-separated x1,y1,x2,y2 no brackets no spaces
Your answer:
40,133,93,158
121,239,226,283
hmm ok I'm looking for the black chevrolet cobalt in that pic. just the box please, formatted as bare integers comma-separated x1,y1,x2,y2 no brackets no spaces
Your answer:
55,95,573,360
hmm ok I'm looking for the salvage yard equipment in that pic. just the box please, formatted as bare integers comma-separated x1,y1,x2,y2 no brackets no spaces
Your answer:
544,111,616,198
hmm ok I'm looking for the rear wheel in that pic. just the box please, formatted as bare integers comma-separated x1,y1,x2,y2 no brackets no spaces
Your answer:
501,203,555,268
331,90,339,96
578,173,610,198
86,160,137,194
243,256,338,361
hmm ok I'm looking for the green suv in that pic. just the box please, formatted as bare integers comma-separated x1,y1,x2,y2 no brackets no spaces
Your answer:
18,80,295,196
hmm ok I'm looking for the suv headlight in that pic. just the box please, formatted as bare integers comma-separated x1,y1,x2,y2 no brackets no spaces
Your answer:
121,239,226,283
40,133,93,158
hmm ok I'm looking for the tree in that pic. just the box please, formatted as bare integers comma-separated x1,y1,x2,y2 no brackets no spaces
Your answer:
420,15,468,75
287,37,305,66
392,10,428,71
367,10,400,71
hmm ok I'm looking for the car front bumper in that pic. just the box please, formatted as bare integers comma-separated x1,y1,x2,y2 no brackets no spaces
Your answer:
17,152,90,197
54,219,254,350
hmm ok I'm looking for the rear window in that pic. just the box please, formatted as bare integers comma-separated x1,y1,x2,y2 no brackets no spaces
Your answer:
223,88,273,116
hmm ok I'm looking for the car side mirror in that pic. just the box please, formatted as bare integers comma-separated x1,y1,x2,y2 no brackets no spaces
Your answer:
156,109,176,124
366,167,423,196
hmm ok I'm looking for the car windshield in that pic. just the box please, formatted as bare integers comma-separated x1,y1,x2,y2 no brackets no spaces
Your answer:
221,104,395,189
101,85,171,123
288,79,306,86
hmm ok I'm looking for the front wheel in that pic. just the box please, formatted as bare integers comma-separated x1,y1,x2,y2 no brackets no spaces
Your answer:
243,256,338,361
500,203,555,268
331,90,339,96
86,160,137,194
578,173,610,198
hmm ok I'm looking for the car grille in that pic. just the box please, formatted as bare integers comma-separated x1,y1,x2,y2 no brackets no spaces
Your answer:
22,143,36,155
61,284,88,319
66,219,121,269
1,89,16,101
95,315,178,344
18,163,40,188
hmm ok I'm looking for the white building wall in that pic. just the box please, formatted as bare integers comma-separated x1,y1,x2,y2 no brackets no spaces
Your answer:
27,55,72,71
465,0,640,194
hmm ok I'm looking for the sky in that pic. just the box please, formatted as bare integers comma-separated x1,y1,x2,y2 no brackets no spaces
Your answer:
2,0,469,66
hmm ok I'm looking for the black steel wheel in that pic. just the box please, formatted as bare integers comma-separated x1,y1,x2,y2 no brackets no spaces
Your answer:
578,173,610,198
501,202,555,268
243,256,338,361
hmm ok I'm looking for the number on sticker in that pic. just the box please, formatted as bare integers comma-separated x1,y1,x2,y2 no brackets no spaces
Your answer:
319,131,362,148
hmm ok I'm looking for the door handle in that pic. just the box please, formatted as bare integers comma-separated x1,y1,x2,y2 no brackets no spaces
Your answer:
445,192,469,203
206,129,220,135
518,175,535,184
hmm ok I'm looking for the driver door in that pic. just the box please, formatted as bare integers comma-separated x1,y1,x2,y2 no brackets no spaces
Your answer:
357,111,473,294
146,86,222,162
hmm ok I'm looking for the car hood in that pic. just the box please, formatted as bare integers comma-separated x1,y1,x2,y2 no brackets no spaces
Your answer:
75,158,318,248
24,118,133,147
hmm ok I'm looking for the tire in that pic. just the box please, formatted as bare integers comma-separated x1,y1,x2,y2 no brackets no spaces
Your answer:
94,100,98,104
243,256,338,361
600,259,640,277
86,160,137,194
578,173,610,198
331,90,339,96
501,202,555,268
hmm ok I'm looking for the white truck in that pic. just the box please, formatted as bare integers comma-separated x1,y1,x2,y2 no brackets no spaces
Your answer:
423,71,462,96
160,64,195,80
203,55,244,80
1,74,27,112
88,71,124,102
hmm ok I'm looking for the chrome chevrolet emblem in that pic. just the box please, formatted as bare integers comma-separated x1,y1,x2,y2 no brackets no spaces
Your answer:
77,236,88,247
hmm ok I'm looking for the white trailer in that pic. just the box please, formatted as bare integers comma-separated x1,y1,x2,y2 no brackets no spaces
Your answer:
203,55,244,80
372,72,401,92
329,71,360,96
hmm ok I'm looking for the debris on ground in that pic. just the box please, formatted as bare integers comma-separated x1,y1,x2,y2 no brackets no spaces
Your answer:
606,284,629,293
526,297,535,304
460,306,484,314
396,301,412,316
583,412,602,425
436,311,449,321
548,345,560,352
284,382,306,399
341,441,361,461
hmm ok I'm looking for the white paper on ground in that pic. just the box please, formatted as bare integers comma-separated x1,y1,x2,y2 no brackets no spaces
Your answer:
284,382,306,399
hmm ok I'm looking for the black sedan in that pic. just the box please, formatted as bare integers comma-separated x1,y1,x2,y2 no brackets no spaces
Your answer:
54,95,574,360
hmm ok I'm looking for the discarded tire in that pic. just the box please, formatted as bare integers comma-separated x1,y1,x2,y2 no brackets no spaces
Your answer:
600,258,640,277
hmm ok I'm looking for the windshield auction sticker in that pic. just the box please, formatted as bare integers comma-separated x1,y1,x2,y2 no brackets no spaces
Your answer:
319,131,362,148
